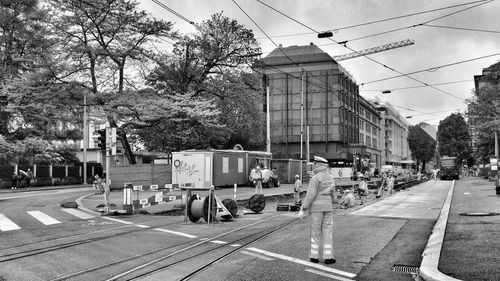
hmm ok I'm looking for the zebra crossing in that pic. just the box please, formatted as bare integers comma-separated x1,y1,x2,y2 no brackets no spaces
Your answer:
0,208,96,232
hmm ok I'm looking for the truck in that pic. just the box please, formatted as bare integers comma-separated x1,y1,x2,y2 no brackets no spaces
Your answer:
440,156,459,180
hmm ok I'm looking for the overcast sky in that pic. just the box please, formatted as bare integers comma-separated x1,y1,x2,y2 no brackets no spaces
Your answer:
140,0,500,126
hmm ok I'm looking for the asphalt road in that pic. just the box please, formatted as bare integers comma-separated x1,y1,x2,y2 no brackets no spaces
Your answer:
0,180,456,281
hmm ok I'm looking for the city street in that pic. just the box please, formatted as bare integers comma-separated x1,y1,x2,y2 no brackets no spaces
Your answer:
0,178,474,281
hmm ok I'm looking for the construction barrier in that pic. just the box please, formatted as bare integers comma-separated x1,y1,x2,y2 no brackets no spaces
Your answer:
122,182,183,213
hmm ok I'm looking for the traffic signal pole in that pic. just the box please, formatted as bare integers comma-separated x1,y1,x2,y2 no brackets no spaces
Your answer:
104,124,111,212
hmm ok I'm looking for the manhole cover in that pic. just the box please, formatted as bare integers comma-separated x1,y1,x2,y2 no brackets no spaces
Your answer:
459,212,500,216
392,265,419,274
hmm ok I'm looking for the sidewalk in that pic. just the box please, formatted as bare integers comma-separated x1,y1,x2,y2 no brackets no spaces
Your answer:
76,176,405,215
419,177,500,281
0,183,92,193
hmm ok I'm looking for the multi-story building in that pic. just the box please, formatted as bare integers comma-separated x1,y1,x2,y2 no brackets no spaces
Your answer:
257,43,385,171
358,96,382,171
369,99,412,170
257,43,359,165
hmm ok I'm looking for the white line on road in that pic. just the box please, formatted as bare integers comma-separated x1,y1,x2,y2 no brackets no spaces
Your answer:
61,208,95,220
135,224,150,228
210,240,228,244
0,213,21,231
246,247,356,279
153,228,198,238
241,250,275,261
305,269,354,281
27,211,61,225
102,217,134,225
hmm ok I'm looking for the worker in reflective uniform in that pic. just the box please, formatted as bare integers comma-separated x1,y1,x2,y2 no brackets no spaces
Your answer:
300,156,337,264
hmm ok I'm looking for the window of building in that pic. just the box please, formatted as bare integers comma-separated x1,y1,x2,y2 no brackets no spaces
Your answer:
372,138,377,148
360,133,364,143
366,135,371,146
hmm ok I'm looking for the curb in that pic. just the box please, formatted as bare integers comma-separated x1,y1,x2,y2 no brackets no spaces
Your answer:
75,194,102,216
418,180,461,281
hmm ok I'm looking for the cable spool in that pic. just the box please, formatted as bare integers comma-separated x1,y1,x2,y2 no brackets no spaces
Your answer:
187,194,216,223
221,198,238,220
248,194,266,213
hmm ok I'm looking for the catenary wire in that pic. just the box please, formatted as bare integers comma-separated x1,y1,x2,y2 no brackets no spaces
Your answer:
151,0,463,121
254,0,489,39
360,79,474,91
422,24,500,34
361,52,500,85
254,0,492,101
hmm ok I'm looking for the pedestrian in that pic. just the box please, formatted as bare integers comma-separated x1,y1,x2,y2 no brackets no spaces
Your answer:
294,174,302,204
11,171,19,190
338,169,342,181
249,164,263,194
377,172,387,198
299,156,337,265
26,169,33,190
387,172,395,195
356,175,369,205
340,189,356,209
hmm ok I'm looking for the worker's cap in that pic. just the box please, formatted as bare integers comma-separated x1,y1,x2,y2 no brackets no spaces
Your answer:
295,174,300,178
313,156,328,164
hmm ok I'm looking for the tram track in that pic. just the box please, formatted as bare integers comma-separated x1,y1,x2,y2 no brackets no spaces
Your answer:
0,217,186,262
43,213,297,281
109,216,301,281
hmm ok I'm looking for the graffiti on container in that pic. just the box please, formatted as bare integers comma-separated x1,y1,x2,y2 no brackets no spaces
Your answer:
174,159,199,177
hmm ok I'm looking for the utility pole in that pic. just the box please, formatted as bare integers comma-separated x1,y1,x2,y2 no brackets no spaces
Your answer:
300,71,305,160
266,86,271,153
83,91,88,185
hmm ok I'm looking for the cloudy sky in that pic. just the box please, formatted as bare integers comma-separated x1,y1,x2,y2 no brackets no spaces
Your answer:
140,0,500,126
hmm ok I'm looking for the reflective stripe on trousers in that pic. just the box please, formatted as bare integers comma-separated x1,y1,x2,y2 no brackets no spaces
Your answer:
309,211,334,259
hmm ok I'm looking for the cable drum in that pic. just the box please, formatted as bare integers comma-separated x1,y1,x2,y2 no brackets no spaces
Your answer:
248,194,266,213
221,198,238,220
187,194,217,223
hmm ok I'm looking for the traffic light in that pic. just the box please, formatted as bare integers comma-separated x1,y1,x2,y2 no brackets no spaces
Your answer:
97,129,107,151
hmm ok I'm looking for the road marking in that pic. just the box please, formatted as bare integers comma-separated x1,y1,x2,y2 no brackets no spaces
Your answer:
153,228,198,238
210,240,228,244
0,213,21,231
230,244,242,247
241,250,275,261
102,217,134,224
246,247,356,279
27,211,61,225
305,269,354,281
135,224,150,228
61,208,95,220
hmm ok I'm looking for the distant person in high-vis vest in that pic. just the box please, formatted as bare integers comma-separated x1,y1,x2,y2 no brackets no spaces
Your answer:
299,156,337,265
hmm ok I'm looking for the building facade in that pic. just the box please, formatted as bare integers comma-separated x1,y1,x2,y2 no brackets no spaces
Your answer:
369,100,411,168
257,43,385,171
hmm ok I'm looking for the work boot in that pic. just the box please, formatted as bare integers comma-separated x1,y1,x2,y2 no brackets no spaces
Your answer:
324,258,336,264
310,258,319,263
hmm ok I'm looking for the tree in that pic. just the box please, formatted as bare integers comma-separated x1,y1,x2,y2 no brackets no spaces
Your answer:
466,65,500,164
145,12,264,151
407,123,437,171
437,113,470,163
0,0,52,138
107,88,227,151
41,0,176,139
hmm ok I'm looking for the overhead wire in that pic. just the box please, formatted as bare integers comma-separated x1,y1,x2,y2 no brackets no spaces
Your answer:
253,0,489,40
254,0,492,101
361,51,500,85
360,79,473,91
422,24,500,34
150,0,471,121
